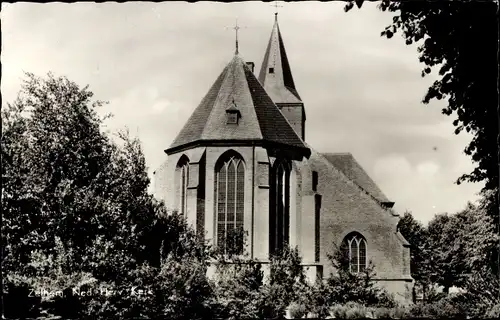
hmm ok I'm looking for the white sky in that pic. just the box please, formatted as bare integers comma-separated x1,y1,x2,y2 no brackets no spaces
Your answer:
1,1,483,224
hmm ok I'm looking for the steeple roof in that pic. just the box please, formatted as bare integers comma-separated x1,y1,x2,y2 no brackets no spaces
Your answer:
258,14,302,104
166,54,309,158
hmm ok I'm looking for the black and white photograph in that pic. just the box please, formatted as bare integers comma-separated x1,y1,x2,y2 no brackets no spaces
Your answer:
1,0,499,319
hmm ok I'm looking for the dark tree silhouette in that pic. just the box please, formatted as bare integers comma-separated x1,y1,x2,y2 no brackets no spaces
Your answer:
345,0,499,192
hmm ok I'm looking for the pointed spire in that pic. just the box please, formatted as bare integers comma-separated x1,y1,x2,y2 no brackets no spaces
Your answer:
258,13,301,104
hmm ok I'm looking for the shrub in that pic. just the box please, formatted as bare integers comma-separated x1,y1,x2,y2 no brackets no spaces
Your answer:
329,302,369,319
324,245,397,308
262,247,309,318
372,306,410,319
303,280,331,318
288,301,307,319
486,303,500,318
408,297,466,318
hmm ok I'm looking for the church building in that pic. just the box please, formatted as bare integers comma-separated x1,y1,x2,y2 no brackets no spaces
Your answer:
153,14,413,302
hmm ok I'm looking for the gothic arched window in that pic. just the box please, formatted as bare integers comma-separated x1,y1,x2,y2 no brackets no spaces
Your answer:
176,156,190,216
270,159,291,256
215,152,245,255
343,232,367,273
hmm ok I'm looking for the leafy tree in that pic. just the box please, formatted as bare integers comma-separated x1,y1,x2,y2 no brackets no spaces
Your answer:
425,212,465,293
459,194,499,312
397,211,432,300
344,0,499,307
210,229,266,319
1,72,214,319
345,0,499,193
210,228,311,319
322,244,396,308
263,246,310,318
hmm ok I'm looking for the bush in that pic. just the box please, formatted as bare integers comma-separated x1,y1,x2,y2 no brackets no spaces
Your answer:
486,303,500,318
372,306,410,319
329,302,370,319
324,246,397,308
288,301,307,319
408,298,465,318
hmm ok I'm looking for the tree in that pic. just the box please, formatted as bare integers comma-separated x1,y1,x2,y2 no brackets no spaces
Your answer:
264,247,310,317
397,211,432,300
210,228,267,319
425,212,465,293
322,244,396,308
345,0,499,193
419,198,499,315
344,0,499,305
460,194,499,312
1,72,214,319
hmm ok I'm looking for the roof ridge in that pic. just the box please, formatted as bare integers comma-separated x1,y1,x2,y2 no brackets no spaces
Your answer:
200,58,235,138
323,152,352,156
242,62,265,141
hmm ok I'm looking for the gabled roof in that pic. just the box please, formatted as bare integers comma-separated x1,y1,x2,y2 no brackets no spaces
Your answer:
258,14,302,104
166,54,309,157
322,152,391,204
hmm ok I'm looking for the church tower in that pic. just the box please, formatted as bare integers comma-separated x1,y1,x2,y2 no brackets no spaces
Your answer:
259,14,306,141
155,46,310,262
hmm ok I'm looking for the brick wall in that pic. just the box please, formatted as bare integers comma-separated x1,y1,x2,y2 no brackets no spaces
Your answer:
296,148,413,300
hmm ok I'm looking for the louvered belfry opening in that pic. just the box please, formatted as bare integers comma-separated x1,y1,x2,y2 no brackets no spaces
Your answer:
269,159,291,256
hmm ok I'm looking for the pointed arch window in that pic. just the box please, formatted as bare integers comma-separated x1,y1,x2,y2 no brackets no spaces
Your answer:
176,156,190,216
343,233,367,273
215,153,245,255
270,159,291,256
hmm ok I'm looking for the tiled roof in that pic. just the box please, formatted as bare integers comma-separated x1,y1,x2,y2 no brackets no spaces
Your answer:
167,54,308,154
244,67,306,149
322,153,391,203
258,15,302,104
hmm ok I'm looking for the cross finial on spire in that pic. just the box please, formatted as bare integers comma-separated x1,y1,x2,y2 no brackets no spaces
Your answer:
225,19,247,55
233,18,240,54
271,1,283,19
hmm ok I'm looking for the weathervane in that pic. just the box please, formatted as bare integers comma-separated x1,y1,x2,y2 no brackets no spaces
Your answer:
271,1,283,18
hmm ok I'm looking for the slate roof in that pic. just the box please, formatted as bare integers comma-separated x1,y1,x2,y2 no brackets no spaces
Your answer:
258,15,302,104
167,54,309,155
322,152,391,204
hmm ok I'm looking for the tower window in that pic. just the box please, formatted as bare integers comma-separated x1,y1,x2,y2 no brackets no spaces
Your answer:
312,171,318,192
269,67,275,74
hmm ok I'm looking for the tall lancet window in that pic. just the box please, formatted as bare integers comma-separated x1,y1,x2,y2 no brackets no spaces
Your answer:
176,156,190,216
343,232,367,273
215,152,245,255
270,160,291,256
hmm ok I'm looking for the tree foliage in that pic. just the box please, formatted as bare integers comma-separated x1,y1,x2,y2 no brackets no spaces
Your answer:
346,0,499,194
1,72,213,319
397,211,431,287
324,244,396,308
